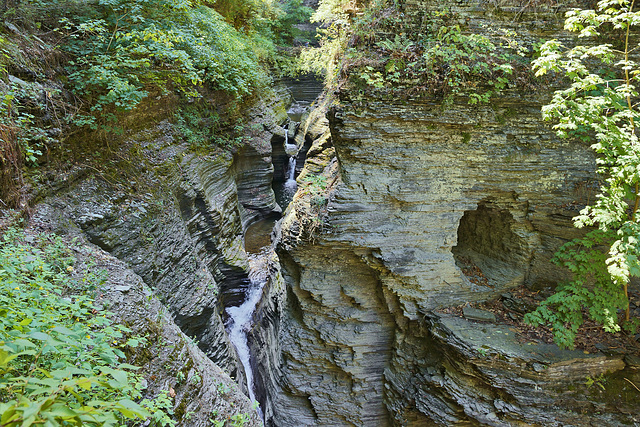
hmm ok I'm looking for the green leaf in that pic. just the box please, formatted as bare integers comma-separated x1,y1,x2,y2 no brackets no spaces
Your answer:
100,367,128,388
44,405,79,418
29,332,50,341
51,326,77,336
115,399,150,419
0,349,19,367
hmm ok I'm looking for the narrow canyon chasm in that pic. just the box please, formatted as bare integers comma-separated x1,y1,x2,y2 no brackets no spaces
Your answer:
16,1,640,426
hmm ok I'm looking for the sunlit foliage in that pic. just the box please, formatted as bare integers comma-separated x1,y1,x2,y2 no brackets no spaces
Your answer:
525,0,640,348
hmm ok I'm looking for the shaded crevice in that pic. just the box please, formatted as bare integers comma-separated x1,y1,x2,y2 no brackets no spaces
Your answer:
234,143,280,227
294,133,313,177
266,245,396,426
452,201,532,290
271,122,311,212
173,307,215,344
177,189,251,312
271,132,288,183
218,265,252,313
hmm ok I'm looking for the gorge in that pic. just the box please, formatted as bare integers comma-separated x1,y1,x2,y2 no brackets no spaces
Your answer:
2,0,640,426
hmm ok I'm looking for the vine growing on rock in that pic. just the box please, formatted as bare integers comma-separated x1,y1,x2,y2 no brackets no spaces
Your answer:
525,0,640,348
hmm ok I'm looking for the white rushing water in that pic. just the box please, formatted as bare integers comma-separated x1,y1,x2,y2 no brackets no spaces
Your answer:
284,124,298,195
284,124,297,155
273,122,299,210
225,246,270,414
286,156,297,182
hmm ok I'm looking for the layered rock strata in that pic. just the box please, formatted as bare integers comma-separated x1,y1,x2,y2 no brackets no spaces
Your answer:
259,13,640,422
24,213,262,426
34,84,290,413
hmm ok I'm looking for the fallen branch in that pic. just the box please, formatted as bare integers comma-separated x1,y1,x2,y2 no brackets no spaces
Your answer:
624,377,640,393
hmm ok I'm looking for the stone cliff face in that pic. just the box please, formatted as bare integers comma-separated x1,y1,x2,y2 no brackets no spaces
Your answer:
327,97,594,311
263,98,640,427
31,83,290,424
255,2,640,425
24,211,262,426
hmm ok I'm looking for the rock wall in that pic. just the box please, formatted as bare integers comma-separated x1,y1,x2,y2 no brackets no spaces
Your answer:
257,1,640,425
264,93,640,427
327,96,594,314
23,212,262,426
33,82,290,419
384,314,638,426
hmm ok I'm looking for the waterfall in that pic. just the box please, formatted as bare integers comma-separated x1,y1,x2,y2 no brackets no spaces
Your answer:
284,126,298,156
225,247,270,416
284,156,297,196
273,122,299,210
284,124,298,193
286,156,297,182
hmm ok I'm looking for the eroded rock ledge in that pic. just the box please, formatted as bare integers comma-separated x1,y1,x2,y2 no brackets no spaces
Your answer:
260,84,639,425
27,82,290,424
23,214,262,426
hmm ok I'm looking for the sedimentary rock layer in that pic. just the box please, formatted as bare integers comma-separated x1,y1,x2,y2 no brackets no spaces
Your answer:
263,75,638,426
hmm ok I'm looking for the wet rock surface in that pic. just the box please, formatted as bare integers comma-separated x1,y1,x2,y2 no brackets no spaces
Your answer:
26,82,289,423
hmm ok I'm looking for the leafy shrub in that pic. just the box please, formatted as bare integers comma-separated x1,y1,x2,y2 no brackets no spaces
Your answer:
40,0,268,126
303,0,526,101
0,228,172,425
299,0,351,85
1,0,286,133
301,174,329,212
211,0,267,30
1,81,56,163
526,0,640,348
524,230,628,349
414,24,520,104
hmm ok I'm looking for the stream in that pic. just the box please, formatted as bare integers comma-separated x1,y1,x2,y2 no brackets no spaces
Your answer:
224,218,275,420
225,74,323,423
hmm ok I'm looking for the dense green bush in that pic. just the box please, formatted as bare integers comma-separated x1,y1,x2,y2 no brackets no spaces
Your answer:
36,0,271,127
0,0,314,161
211,0,268,30
525,0,640,348
302,0,526,101
0,228,172,426
299,0,351,85
0,37,58,207
273,0,314,45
